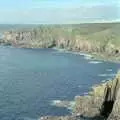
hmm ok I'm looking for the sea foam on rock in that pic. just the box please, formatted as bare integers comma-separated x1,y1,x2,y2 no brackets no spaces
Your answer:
51,100,75,110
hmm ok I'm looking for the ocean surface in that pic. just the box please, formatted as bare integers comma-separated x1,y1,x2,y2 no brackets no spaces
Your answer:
0,46,120,120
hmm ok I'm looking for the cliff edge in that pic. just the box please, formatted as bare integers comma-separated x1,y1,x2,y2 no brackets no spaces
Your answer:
1,23,120,62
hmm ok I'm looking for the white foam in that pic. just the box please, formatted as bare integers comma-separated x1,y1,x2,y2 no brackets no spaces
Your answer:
38,117,44,120
67,101,75,110
83,92,88,95
51,100,62,105
51,100,75,110
98,73,116,77
79,53,92,60
101,80,106,83
89,61,102,64
84,56,92,60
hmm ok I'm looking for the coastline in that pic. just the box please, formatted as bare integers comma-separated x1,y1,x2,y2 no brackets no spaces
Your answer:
40,47,120,120
41,48,120,120
53,47,120,64
40,72,120,120
1,26,120,119
0,45,120,120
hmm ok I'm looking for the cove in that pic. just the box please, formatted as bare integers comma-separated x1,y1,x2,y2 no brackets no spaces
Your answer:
0,46,120,120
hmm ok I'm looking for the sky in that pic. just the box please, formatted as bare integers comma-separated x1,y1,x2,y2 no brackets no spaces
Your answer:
0,0,119,24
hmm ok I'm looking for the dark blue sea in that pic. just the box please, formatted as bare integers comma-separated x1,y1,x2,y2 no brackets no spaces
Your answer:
0,46,120,120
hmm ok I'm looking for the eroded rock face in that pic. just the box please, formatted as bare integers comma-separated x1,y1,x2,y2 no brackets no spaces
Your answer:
69,72,120,120
107,89,120,120
74,84,106,118
106,73,120,120
2,27,120,57
74,95,102,117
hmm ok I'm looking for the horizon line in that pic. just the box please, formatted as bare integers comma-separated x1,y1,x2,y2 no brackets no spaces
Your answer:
0,20,120,25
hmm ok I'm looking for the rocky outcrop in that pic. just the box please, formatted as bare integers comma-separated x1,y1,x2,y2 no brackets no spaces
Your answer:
3,30,120,56
77,71,120,120
39,72,120,120
105,73,120,120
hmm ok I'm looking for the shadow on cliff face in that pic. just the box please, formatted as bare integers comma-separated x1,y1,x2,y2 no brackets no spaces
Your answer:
100,76,120,119
100,100,114,118
100,84,115,118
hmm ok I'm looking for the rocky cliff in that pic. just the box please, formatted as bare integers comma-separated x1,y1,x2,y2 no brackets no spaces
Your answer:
2,23,120,59
39,72,120,120
73,71,120,120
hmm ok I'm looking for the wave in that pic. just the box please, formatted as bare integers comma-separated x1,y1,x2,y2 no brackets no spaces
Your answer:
53,48,93,60
89,61,102,64
98,73,116,77
101,80,107,83
50,100,75,110
79,53,92,60
83,92,89,95
51,100,62,106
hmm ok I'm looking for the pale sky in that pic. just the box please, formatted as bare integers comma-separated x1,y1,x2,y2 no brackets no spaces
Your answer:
0,0,119,24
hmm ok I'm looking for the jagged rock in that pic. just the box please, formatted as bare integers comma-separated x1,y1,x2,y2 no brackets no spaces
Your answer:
106,73,120,120
74,87,105,118
74,72,120,119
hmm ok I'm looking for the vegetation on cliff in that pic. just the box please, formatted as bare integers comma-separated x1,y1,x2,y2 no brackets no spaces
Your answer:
1,23,120,62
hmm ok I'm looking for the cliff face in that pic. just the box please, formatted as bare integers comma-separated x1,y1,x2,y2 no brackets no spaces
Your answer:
106,73,120,120
2,23,120,57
